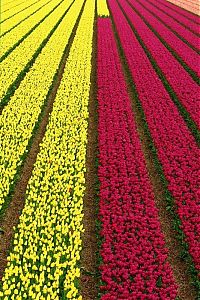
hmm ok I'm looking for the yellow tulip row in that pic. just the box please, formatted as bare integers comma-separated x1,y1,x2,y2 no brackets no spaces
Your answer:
1,0,38,22
0,0,84,211
0,0,94,297
0,0,71,101
0,0,61,57
1,0,30,13
1,0,49,36
97,0,110,16
1,0,24,13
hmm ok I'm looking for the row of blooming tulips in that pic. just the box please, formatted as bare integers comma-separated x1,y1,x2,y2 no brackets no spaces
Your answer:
0,0,94,298
140,0,199,51
108,0,200,274
1,0,20,13
157,0,200,24
1,0,51,37
97,0,110,17
127,0,200,78
0,0,71,102
0,0,84,212
1,0,36,21
118,0,200,128
167,0,200,15
0,0,61,57
150,0,200,35
1,0,37,20
97,18,178,299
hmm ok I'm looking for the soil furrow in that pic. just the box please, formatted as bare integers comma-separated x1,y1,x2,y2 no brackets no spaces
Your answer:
80,2,99,299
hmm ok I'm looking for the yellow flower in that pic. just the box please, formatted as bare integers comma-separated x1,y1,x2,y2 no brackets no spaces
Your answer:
1,0,94,299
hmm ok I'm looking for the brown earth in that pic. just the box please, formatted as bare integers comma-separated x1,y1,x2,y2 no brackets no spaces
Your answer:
80,2,99,299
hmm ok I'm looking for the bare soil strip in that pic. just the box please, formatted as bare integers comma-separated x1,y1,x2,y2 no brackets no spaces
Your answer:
0,1,86,280
108,2,198,299
80,2,99,299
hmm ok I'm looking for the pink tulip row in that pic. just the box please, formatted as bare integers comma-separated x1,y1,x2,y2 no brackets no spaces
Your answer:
108,0,200,273
166,0,200,16
126,0,200,78
157,0,200,25
117,0,200,129
152,0,200,35
97,17,178,299
171,0,199,9
141,0,199,51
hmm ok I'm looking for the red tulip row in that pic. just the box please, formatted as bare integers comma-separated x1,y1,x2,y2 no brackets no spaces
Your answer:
151,0,200,35
108,0,200,274
97,17,178,299
157,0,200,26
117,0,200,129
166,0,200,16
139,0,199,51
126,0,200,78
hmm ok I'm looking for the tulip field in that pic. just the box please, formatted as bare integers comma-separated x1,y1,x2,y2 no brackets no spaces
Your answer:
0,0,199,299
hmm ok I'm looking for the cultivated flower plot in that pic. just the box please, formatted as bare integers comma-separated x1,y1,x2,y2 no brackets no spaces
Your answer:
108,0,200,273
97,18,177,299
0,0,199,298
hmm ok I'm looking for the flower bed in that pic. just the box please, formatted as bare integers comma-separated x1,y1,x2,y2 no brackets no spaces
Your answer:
108,0,200,275
0,0,94,297
150,0,200,35
0,0,67,100
139,0,199,51
118,0,200,128
127,0,200,78
0,0,84,212
97,0,110,17
166,0,200,16
97,17,177,299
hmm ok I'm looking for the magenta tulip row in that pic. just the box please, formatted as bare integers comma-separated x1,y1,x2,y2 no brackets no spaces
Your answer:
151,0,200,35
126,0,200,78
157,0,200,25
117,0,200,128
97,18,178,299
140,0,199,50
167,0,200,15
108,0,200,273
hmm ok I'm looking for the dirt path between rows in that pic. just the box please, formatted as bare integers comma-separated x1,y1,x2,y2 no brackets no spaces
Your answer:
80,3,99,299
